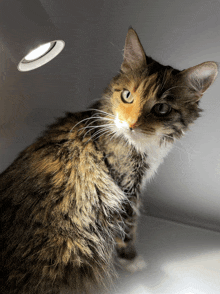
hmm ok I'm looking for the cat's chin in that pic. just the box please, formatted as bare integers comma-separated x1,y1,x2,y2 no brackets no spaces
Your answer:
118,128,159,154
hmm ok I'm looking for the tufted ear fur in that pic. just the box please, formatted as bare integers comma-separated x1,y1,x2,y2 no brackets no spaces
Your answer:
181,61,218,97
121,28,147,73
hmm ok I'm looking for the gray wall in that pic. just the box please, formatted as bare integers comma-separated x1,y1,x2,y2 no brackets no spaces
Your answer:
0,0,220,231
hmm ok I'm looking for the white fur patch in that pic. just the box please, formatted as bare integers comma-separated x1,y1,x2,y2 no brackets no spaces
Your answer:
113,117,173,189
140,138,173,189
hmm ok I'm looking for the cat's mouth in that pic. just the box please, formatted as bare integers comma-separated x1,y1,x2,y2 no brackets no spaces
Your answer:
113,114,165,153
114,114,147,135
114,116,148,142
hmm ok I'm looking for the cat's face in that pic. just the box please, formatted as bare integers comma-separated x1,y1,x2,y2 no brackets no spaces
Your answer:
100,28,218,152
109,67,199,150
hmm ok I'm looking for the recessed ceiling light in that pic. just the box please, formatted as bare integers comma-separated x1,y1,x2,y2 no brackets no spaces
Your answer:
18,40,65,72
24,42,52,61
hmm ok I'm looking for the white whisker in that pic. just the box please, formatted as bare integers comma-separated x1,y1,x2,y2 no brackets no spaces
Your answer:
86,128,113,143
69,115,99,133
88,108,115,118
94,129,114,141
109,130,119,142
78,119,112,135
80,123,112,132
88,126,111,140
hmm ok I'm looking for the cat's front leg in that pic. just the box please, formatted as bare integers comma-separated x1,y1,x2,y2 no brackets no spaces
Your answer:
115,201,147,273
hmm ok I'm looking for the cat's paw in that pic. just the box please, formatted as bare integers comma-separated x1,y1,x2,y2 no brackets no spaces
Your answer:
116,255,147,273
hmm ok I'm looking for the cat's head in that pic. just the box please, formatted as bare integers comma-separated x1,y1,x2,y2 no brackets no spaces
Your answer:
100,28,218,152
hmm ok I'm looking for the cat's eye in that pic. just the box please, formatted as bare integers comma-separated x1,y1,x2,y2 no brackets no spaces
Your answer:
152,103,172,116
121,90,134,103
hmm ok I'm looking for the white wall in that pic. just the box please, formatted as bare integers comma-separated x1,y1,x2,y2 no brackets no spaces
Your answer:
0,0,220,231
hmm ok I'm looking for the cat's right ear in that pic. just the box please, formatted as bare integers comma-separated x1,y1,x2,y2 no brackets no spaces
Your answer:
121,28,147,73
180,61,218,96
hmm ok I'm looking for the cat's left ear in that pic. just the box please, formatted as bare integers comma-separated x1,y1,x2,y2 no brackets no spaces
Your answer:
181,61,218,96
121,28,147,73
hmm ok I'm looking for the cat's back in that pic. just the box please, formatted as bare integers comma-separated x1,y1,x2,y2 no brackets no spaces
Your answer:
0,110,116,294
0,109,106,230
0,110,88,201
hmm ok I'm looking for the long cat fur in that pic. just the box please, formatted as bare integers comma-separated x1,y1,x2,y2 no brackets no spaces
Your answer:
0,28,218,294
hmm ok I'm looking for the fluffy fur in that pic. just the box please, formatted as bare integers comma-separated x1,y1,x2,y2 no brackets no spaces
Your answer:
0,28,218,294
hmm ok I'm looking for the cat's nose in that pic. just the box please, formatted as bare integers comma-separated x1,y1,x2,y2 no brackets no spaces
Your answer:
129,122,136,130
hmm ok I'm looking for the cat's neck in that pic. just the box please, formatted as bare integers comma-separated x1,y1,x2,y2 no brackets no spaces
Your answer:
97,126,173,158
141,137,173,184
96,129,173,192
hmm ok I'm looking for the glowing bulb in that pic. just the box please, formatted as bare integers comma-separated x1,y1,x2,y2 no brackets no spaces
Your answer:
18,40,65,72
24,42,51,61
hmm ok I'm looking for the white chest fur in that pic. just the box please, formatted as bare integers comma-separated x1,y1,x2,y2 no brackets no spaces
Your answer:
113,118,173,190
140,139,173,191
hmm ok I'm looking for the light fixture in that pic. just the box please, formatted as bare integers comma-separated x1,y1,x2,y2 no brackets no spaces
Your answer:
18,40,65,72
24,42,52,62
0,0,65,72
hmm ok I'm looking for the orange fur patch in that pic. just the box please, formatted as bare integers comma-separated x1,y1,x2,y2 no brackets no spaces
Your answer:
112,77,157,128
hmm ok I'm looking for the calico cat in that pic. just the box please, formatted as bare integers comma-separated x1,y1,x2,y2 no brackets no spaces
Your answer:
0,28,218,294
